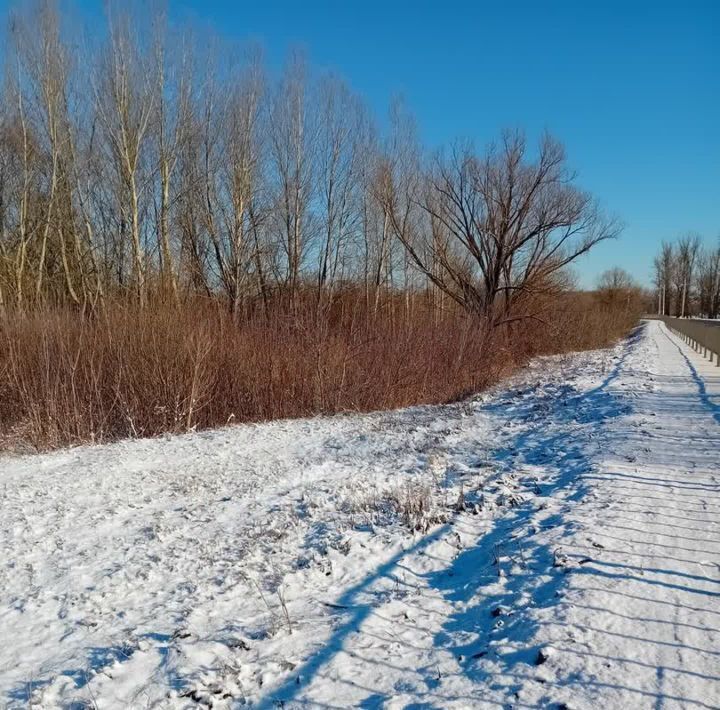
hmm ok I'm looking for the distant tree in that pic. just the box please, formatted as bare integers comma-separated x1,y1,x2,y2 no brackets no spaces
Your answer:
672,234,701,317
596,267,640,311
696,238,720,318
653,241,674,315
598,267,635,291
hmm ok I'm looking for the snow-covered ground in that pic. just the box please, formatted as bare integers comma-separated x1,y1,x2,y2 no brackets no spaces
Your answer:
1,320,719,709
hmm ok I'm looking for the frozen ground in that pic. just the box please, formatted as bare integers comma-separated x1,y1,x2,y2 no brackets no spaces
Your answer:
1,320,718,709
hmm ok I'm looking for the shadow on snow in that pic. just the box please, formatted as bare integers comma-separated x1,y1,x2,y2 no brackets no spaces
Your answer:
257,325,720,708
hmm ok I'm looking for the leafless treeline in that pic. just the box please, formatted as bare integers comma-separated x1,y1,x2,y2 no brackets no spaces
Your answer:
653,234,720,318
0,1,617,328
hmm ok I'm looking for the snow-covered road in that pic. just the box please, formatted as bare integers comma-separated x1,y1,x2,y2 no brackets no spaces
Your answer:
1,320,718,709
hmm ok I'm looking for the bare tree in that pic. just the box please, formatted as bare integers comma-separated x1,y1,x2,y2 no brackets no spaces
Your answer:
0,0,628,331
4,34,39,310
696,238,720,318
95,8,156,306
0,74,12,311
315,75,364,299
215,48,265,319
653,241,674,315
673,233,701,317
382,131,619,328
12,1,67,302
151,14,192,305
597,267,639,311
362,154,392,314
268,52,314,301
374,98,422,320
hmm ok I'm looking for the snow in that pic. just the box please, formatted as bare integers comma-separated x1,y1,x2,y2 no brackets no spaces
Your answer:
1,319,719,709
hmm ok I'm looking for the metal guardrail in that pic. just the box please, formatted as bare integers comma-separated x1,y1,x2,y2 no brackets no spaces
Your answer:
657,317,720,366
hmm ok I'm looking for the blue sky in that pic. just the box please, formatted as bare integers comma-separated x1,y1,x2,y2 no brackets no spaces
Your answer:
172,0,719,287
3,0,718,286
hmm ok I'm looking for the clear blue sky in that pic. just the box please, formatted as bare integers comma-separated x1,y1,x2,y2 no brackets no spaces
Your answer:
3,0,719,286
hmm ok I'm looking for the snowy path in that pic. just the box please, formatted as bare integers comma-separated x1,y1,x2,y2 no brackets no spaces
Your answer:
1,320,718,709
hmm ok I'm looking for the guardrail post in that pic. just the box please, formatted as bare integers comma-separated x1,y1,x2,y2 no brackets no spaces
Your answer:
661,316,720,365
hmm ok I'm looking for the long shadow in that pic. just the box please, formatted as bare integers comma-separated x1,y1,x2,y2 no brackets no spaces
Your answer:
577,486,720,506
424,326,720,704
420,332,639,698
574,529,720,556
580,470,720,491
257,327,642,707
607,506,720,527
259,323,719,707
577,584,720,617
662,326,720,426
603,515,720,542
566,601,720,634
254,522,454,708
424,323,720,703
7,633,176,706
568,541,720,570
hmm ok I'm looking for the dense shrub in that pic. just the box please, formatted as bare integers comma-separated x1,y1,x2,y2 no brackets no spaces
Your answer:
0,288,640,451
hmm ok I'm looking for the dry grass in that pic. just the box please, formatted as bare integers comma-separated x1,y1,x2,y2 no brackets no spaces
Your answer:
0,289,640,451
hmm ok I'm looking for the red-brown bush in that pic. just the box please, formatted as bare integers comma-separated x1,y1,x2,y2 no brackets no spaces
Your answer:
0,288,640,451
